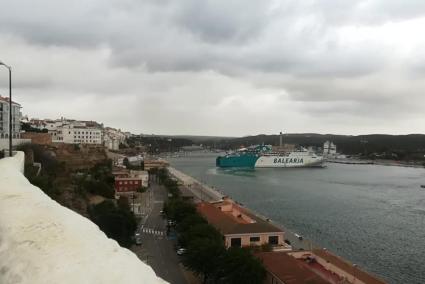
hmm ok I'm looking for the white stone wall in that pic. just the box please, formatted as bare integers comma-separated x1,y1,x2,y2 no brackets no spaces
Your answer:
0,152,167,284
0,138,31,151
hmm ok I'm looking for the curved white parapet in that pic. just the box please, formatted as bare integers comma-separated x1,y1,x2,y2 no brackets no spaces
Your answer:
0,152,167,284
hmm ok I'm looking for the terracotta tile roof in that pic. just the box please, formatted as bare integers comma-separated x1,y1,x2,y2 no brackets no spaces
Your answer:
256,252,330,284
312,249,386,284
196,202,283,235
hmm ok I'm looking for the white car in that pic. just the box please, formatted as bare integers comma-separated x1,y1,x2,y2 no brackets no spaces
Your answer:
177,248,186,255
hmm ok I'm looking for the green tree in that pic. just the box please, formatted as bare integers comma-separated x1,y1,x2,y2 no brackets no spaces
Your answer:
182,238,226,284
123,157,130,168
179,223,222,246
177,214,207,233
157,168,168,183
88,200,137,248
220,247,266,284
82,179,115,198
164,199,196,223
117,195,131,212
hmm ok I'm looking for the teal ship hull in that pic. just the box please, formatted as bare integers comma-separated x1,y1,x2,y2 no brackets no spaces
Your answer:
216,154,258,168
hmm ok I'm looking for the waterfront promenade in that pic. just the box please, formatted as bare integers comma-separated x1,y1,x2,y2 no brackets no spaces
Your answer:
168,167,224,202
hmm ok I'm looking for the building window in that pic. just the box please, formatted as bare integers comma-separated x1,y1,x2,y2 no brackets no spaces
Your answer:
268,236,279,245
230,238,241,247
250,236,260,243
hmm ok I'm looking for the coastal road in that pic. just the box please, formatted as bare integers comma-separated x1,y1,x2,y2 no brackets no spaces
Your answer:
132,182,188,284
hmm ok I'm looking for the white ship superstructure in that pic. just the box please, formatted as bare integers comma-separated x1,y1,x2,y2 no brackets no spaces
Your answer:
255,149,324,168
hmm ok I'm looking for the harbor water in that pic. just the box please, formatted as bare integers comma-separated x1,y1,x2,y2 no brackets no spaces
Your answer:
168,153,425,284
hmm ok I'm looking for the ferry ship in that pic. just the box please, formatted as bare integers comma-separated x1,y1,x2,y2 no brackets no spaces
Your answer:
216,145,324,168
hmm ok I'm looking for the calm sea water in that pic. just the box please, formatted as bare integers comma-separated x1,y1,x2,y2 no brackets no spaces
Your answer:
168,153,425,284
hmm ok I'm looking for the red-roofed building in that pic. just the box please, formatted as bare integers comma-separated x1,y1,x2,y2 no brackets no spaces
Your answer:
257,250,386,284
197,200,285,248
256,252,330,284
113,169,149,196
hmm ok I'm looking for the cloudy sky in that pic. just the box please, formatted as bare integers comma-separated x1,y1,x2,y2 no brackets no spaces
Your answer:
0,0,424,136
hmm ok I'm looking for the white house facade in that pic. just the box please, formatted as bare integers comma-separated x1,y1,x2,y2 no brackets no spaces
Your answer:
0,96,22,139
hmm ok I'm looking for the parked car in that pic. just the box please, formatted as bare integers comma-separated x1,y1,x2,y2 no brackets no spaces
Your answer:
135,237,142,245
177,248,186,255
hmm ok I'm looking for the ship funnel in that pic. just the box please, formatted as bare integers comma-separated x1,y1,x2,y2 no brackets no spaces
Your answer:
279,132,283,147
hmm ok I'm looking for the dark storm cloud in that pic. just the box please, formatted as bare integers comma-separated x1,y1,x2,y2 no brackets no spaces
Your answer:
174,0,269,43
0,0,402,76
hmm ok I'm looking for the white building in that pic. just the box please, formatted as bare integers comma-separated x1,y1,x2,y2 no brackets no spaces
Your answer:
57,125,102,144
27,117,132,147
0,96,22,139
130,170,149,188
323,141,337,157
46,118,103,145
103,127,126,150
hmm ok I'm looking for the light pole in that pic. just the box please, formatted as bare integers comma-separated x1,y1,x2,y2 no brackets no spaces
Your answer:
0,60,12,157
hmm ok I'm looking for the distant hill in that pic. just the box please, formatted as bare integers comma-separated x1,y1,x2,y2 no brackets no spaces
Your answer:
202,133,425,161
137,134,237,142
168,135,237,142
133,132,425,161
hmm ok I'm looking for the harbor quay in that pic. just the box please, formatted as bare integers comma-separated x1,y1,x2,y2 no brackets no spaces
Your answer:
168,166,224,202
167,165,387,284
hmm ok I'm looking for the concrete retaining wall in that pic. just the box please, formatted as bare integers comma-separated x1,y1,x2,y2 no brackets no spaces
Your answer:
0,152,166,284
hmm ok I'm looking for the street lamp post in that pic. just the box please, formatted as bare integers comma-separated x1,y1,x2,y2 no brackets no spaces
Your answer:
0,61,12,157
